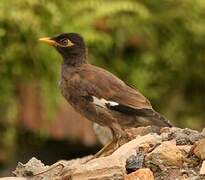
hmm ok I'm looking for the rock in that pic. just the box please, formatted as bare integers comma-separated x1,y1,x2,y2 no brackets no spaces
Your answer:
11,134,161,179
13,157,49,177
126,149,144,173
201,128,205,136
200,160,205,175
12,157,90,179
12,127,204,180
155,168,194,180
61,134,161,179
61,156,124,180
60,134,161,179
193,138,205,160
125,126,160,137
160,127,205,145
145,141,183,171
167,169,185,180
125,168,154,180
125,143,154,173
177,145,192,154
0,178,27,180
112,134,162,164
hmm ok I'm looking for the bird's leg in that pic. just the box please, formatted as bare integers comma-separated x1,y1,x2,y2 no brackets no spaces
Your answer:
110,123,133,146
88,123,131,162
93,123,126,158
91,137,118,159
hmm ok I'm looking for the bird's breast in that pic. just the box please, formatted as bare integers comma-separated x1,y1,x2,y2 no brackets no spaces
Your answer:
59,77,71,100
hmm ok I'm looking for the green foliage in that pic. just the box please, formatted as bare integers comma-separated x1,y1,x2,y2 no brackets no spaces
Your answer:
0,0,205,132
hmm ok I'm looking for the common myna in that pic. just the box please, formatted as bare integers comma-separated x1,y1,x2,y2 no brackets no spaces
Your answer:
39,33,172,157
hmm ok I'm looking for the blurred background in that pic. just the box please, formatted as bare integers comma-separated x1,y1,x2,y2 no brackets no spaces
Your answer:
0,0,205,176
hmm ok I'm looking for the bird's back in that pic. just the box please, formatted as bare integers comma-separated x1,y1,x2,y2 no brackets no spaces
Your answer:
60,63,172,128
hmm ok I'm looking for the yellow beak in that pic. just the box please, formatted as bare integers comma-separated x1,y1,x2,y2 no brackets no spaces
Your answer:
39,37,57,46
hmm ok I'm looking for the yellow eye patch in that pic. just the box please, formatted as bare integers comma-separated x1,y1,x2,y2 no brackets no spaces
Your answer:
58,39,74,47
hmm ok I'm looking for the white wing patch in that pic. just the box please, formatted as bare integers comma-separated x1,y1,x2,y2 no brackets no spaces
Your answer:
109,101,119,106
92,96,119,108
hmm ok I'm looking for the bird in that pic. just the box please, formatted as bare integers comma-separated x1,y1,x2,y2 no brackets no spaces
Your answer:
39,33,172,157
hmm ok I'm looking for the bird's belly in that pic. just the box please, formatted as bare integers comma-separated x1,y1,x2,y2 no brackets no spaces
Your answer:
75,103,116,127
67,98,118,128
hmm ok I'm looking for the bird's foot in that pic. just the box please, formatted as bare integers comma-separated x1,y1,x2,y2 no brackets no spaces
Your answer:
85,138,119,163
84,132,135,163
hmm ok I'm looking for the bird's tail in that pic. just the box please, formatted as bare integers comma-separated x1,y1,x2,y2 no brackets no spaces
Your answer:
148,109,173,127
134,108,173,127
109,104,173,127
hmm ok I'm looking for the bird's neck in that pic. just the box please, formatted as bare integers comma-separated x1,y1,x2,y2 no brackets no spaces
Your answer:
63,49,87,67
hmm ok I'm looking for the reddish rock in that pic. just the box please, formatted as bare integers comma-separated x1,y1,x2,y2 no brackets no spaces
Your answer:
125,126,160,137
200,160,205,175
145,141,183,170
113,134,162,163
62,156,124,180
125,168,154,180
177,145,192,154
193,138,205,160
0,178,27,180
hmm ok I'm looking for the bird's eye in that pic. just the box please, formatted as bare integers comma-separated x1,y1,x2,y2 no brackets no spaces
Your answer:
60,38,69,46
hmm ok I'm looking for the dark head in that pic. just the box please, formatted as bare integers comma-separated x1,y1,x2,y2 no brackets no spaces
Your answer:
39,33,87,66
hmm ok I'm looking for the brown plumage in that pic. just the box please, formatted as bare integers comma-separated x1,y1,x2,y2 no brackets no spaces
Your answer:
39,33,172,156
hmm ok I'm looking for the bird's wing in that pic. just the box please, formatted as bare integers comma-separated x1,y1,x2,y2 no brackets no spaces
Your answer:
75,64,152,112
63,64,172,127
